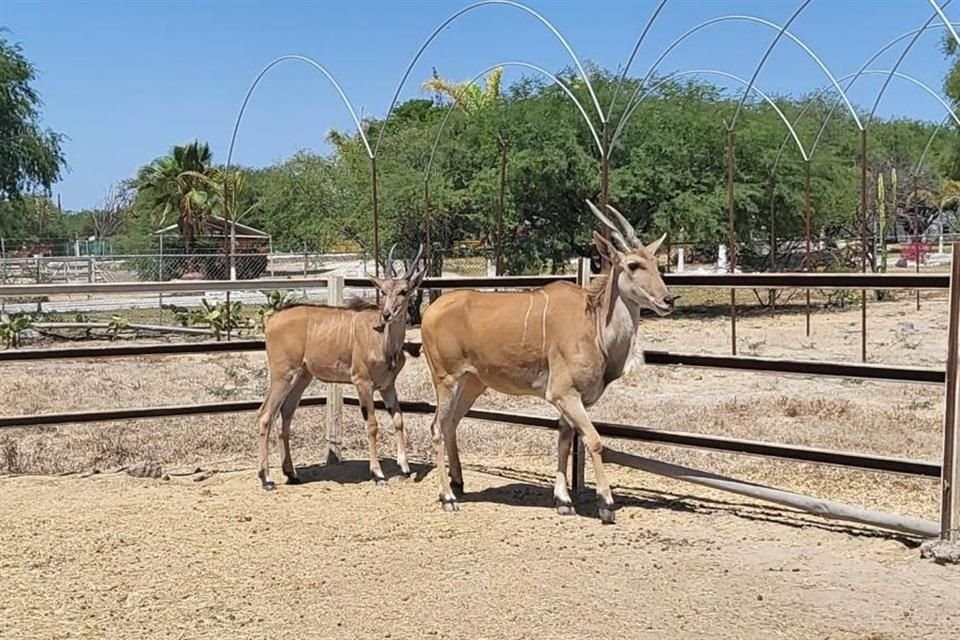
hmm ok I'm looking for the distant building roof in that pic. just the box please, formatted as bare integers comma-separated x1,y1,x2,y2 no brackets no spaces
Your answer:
153,215,269,239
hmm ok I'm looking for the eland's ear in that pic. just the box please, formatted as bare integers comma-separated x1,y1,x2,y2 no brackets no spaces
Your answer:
646,232,666,255
593,230,619,265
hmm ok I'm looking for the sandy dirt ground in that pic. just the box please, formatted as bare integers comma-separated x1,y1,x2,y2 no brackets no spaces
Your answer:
2,462,959,640
1,293,958,638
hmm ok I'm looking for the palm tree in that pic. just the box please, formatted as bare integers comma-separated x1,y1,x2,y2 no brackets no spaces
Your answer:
421,66,502,115
136,141,221,253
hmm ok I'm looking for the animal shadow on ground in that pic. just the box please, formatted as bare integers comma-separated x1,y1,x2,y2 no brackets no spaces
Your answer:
459,463,919,547
293,458,431,485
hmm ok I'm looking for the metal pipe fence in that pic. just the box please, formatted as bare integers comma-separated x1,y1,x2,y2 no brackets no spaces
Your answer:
1,263,957,540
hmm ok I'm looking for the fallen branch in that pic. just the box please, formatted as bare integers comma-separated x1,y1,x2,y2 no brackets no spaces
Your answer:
32,322,215,336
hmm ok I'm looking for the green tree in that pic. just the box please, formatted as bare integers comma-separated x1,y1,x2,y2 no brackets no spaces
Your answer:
0,31,66,201
940,35,960,178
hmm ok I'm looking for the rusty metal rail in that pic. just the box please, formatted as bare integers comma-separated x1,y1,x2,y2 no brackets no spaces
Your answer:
0,395,939,479
0,271,950,299
642,351,945,384
2,341,945,386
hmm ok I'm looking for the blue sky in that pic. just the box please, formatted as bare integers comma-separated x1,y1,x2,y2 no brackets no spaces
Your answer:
3,0,959,210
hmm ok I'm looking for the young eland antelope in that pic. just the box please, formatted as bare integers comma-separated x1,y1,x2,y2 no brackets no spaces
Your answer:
255,244,427,489
420,203,674,523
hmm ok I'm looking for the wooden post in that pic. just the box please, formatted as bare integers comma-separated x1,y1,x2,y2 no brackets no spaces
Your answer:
225,290,232,342
326,274,345,464
572,257,590,495
0,236,5,314
268,238,275,278
940,243,960,541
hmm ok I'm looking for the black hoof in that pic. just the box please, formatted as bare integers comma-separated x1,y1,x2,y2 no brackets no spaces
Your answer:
284,474,301,485
598,504,617,524
441,497,460,512
451,481,465,496
399,469,413,479
555,499,576,516
373,475,388,487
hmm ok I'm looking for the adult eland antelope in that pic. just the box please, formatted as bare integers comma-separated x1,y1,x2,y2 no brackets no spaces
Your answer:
420,203,674,523
255,244,426,490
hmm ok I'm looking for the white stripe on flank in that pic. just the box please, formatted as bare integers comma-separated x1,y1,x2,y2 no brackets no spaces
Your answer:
540,290,549,355
521,295,534,344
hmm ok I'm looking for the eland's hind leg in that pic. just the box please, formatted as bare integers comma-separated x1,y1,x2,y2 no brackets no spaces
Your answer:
431,376,464,511
278,371,312,484
444,374,485,495
380,384,411,477
554,417,576,515
256,371,300,490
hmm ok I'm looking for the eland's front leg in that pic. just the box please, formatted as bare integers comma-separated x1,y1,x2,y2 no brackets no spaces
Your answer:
355,379,386,485
552,393,616,524
380,385,411,477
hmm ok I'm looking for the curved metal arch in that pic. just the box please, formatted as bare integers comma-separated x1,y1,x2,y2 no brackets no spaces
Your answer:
730,0,813,132
916,114,953,175
867,0,954,127
612,12,862,149
771,69,960,179
222,54,370,281
607,0,670,122
929,0,960,47
422,61,603,190
810,7,955,155
771,66,960,178
375,0,602,158
771,19,959,173
225,55,372,168
620,68,808,161
857,69,960,127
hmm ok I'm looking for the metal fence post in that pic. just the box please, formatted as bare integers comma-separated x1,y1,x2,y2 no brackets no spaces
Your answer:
326,274,345,464
572,257,590,495
158,238,165,324
940,243,960,542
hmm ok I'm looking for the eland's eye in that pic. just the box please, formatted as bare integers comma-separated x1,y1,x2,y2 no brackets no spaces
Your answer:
627,262,643,272
399,289,408,296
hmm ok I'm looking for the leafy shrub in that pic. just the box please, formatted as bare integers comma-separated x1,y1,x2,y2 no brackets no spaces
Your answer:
0,314,33,348
256,289,305,330
172,298,250,340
